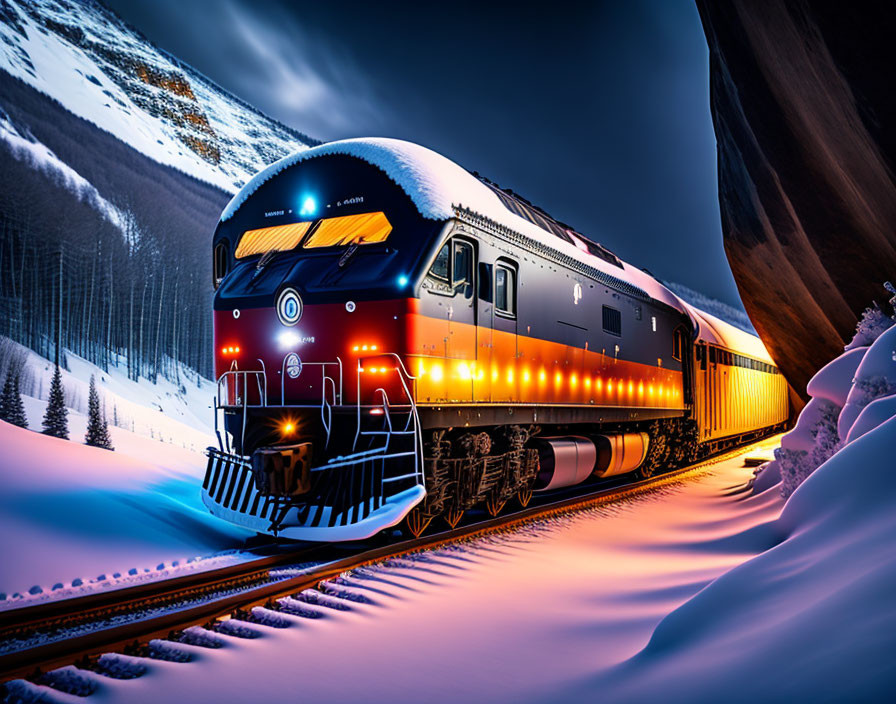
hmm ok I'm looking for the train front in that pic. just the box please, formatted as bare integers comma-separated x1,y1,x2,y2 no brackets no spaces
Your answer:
202,150,445,541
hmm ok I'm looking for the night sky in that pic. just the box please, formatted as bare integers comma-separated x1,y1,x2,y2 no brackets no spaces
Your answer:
105,0,739,307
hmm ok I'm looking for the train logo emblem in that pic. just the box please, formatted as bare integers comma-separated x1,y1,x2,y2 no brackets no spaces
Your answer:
285,353,302,379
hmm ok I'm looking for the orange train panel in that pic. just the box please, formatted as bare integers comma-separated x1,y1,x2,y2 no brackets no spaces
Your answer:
405,312,685,408
694,355,789,442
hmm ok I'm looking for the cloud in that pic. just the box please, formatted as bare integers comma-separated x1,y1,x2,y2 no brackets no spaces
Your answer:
217,0,388,138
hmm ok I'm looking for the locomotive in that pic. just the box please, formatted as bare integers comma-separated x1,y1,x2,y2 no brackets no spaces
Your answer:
202,138,789,541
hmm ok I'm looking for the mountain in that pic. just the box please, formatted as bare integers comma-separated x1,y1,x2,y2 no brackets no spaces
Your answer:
0,0,321,382
0,0,317,192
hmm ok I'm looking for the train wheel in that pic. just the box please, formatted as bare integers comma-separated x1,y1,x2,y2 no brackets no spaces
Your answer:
638,460,656,480
444,508,464,529
405,509,433,538
485,496,506,517
517,487,533,508
639,423,666,479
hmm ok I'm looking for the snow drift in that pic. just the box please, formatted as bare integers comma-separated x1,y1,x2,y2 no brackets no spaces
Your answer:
598,414,896,702
0,342,254,603
593,294,896,701
0,419,252,604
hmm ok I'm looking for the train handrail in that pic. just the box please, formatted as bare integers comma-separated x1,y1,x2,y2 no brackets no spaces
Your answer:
280,356,343,406
216,370,267,408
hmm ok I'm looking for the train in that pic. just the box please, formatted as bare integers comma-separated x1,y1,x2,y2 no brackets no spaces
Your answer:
202,138,790,541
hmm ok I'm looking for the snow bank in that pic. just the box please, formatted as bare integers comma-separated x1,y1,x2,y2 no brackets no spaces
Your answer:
0,342,252,604
609,290,896,700
806,346,866,408
839,322,896,440
38,448,784,704
847,393,896,443
599,415,896,703
763,302,895,498
0,420,252,603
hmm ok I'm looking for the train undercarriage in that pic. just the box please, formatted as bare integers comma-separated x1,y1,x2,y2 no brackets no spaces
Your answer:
202,384,782,542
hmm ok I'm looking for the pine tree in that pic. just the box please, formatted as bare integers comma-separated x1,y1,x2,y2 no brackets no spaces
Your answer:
0,373,14,424
42,365,69,439
85,374,113,450
7,372,28,429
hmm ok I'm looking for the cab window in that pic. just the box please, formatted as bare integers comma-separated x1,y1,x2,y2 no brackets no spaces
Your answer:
213,242,229,289
453,240,473,293
495,262,516,317
426,238,475,296
430,243,450,281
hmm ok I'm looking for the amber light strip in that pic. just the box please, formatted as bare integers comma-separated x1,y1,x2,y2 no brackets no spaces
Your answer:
303,212,392,248
235,221,313,258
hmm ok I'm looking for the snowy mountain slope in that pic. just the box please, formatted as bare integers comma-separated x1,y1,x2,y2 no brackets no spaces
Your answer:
664,281,756,334
9,339,216,445
0,0,317,192
0,104,126,229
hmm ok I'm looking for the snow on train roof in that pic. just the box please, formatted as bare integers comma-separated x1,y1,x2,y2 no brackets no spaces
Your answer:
685,304,775,363
222,138,771,361
222,139,681,298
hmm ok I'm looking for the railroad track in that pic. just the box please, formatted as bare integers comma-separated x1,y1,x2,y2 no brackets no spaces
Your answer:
0,440,767,689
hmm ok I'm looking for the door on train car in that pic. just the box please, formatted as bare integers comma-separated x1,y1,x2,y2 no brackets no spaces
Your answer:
448,238,477,363
491,258,519,402
416,236,476,403
476,260,493,402
673,326,693,405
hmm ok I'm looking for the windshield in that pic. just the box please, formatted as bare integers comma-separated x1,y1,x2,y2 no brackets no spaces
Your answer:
234,212,393,259
303,211,392,248
235,221,312,258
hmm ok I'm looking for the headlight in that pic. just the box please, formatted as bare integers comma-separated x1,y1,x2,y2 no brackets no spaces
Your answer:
277,288,302,326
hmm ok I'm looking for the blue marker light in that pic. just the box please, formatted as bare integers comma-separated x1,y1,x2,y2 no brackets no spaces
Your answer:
397,275,409,288
299,195,317,217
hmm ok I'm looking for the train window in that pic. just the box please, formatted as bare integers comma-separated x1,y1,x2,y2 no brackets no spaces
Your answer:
430,243,450,281
602,306,622,337
452,240,475,299
235,221,312,258
303,212,392,248
697,344,707,370
213,242,228,289
672,327,685,362
427,238,475,296
495,263,516,317
453,240,473,287
709,347,717,364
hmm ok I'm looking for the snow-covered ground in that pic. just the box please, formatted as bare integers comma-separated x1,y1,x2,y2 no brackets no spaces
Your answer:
0,344,256,605
22,423,887,703
18,440,792,703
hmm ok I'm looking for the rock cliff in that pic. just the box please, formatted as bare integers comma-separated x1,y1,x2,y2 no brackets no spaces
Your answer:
698,0,896,399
